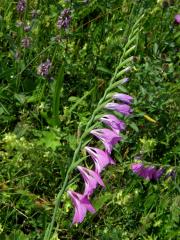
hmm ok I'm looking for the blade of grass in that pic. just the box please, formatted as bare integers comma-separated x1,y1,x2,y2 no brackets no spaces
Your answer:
52,64,64,126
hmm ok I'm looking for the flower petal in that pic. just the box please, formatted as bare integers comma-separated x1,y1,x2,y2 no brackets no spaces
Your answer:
81,196,96,213
113,93,133,104
105,103,133,116
85,146,115,173
67,190,96,224
100,114,126,134
90,128,121,154
77,166,105,196
131,163,164,181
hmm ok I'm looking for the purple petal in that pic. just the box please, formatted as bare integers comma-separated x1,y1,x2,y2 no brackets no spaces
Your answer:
131,164,155,180
90,128,121,154
85,146,115,173
174,14,180,24
152,168,164,180
67,190,95,224
105,103,133,116
73,201,86,224
77,166,105,196
131,163,164,181
131,163,143,173
112,93,133,104
100,114,126,135
81,197,96,213
141,167,156,180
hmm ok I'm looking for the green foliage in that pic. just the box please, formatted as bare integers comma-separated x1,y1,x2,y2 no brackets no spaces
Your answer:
0,0,179,239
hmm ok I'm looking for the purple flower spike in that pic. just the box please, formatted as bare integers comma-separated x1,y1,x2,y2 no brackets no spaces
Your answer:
21,37,31,48
174,14,180,24
85,146,115,174
131,163,164,180
37,59,52,77
113,93,133,104
77,166,105,196
90,128,121,154
16,0,26,13
100,114,126,135
105,103,133,116
57,8,72,30
67,190,96,224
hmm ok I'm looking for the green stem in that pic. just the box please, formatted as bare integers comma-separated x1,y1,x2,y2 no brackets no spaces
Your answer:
44,171,70,240
43,92,105,239
44,131,86,239
44,59,131,240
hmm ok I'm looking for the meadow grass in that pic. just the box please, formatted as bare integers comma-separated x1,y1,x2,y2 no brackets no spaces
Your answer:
0,0,179,239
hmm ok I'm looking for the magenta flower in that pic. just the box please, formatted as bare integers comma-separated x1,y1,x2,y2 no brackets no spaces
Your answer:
174,14,180,24
67,190,96,224
105,103,133,116
112,93,133,104
131,163,164,180
67,84,135,224
77,166,105,196
90,128,121,154
85,146,115,174
141,166,157,180
100,114,126,135
131,163,143,173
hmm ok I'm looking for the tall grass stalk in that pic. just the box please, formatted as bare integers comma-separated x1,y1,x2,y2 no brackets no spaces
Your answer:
52,65,64,126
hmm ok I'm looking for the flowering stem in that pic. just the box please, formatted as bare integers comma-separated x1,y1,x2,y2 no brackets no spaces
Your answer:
44,133,86,239
44,76,129,240
44,15,144,240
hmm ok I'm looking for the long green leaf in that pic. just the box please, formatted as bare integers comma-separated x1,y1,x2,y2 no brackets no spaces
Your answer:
52,64,64,126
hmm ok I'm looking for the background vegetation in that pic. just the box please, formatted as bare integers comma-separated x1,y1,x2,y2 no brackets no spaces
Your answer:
0,0,179,239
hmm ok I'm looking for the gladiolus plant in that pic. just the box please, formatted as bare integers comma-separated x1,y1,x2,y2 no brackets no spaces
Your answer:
44,15,144,240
